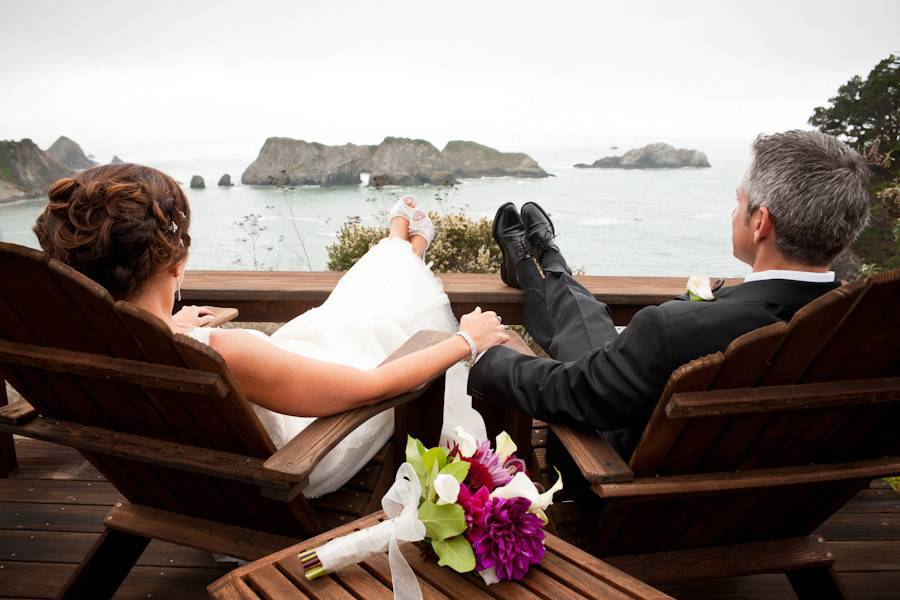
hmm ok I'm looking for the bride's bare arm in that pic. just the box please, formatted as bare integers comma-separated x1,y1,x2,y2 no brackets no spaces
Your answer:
207,308,508,417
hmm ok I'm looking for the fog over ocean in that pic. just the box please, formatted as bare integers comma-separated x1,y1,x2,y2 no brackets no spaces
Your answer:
0,136,753,277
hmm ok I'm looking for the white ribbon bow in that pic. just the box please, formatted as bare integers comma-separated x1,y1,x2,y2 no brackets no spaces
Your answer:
315,463,426,600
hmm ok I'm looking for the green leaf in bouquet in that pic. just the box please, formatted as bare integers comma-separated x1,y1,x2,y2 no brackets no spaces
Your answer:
418,500,467,540
405,435,427,482
422,447,447,475
439,459,470,483
431,535,476,573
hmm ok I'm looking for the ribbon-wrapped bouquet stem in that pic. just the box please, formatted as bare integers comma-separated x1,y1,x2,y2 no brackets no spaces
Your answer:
300,427,563,598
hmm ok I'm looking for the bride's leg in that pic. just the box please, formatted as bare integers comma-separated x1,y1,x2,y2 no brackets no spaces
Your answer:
389,196,415,240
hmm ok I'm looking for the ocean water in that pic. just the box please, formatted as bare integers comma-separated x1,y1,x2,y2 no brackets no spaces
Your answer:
0,137,753,277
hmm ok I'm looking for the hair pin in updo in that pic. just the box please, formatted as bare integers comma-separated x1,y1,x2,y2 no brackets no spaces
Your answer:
168,221,178,234
177,210,186,220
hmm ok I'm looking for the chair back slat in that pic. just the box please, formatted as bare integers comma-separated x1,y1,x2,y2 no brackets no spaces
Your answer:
655,322,788,475
759,279,869,385
803,269,900,381
628,353,722,475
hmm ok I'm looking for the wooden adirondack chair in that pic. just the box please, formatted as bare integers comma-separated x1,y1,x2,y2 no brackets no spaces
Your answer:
514,269,900,599
0,241,449,599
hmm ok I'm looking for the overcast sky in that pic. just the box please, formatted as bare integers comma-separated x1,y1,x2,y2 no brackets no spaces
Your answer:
1,0,898,156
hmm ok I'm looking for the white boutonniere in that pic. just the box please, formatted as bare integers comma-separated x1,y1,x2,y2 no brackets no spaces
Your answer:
686,275,716,301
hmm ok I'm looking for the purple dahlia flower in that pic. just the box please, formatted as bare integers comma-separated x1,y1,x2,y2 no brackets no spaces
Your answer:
467,495,545,581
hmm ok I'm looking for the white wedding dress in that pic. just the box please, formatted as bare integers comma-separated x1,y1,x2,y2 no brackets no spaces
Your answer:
187,237,484,498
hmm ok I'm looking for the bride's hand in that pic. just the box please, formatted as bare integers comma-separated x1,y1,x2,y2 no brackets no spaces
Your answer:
173,305,216,327
459,307,510,353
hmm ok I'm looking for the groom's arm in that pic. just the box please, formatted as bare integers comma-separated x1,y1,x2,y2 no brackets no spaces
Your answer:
467,305,673,431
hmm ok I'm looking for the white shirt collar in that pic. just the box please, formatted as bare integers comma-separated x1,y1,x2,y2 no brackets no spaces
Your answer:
744,269,836,283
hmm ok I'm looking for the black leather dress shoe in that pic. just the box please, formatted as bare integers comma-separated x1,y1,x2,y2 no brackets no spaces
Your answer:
492,202,529,288
521,202,558,258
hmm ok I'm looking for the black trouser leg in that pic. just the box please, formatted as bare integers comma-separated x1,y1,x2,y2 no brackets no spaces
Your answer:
523,250,619,522
515,258,557,351
519,249,618,361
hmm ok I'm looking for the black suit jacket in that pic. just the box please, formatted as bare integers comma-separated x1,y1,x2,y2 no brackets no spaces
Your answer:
467,279,841,456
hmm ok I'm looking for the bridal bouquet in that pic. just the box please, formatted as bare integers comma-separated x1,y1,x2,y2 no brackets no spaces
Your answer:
299,427,563,595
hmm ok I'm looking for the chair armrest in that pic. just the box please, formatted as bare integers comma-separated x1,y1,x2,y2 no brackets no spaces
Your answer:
0,399,37,425
263,330,452,483
550,423,634,484
202,306,240,327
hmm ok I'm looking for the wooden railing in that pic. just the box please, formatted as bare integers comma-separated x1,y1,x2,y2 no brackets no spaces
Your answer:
181,272,742,325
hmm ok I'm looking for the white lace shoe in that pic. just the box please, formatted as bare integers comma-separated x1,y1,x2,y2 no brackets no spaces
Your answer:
409,210,436,254
388,197,417,225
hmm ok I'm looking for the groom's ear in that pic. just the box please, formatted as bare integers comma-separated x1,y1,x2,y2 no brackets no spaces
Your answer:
752,206,775,244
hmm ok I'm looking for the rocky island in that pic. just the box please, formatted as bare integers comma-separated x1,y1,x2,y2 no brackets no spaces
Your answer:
442,140,548,178
242,138,376,186
575,143,710,169
0,138,74,204
365,137,456,186
242,136,549,187
46,136,98,170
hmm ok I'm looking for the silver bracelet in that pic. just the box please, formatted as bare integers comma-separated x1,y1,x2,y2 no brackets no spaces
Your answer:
453,331,478,368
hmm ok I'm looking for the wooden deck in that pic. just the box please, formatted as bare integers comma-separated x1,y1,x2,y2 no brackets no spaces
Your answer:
0,435,897,599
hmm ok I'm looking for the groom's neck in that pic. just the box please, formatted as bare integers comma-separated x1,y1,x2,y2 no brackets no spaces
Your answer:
748,246,830,274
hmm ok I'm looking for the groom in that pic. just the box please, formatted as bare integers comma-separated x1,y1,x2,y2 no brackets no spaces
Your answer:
467,130,871,459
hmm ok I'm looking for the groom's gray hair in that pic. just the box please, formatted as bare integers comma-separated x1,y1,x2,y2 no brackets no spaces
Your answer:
742,130,870,266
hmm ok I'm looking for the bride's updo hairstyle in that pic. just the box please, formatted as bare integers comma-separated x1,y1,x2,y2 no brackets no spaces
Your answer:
34,163,191,300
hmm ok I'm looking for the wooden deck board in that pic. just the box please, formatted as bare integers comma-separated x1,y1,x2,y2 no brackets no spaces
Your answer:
0,437,897,599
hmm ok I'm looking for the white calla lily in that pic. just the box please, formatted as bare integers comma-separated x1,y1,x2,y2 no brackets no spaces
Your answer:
453,426,478,458
490,472,539,506
433,473,461,506
535,469,564,511
495,431,517,462
489,470,564,512
686,275,715,301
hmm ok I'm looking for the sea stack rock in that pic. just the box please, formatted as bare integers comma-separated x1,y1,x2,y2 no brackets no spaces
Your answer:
190,175,205,189
218,174,233,186
242,138,375,186
0,138,74,204
46,136,98,170
110,155,124,164
575,143,710,169
441,141,549,178
364,137,457,187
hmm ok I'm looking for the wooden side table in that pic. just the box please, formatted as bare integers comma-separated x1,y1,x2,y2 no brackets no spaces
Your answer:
208,511,672,600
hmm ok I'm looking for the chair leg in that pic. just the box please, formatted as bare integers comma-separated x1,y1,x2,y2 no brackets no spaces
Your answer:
0,382,17,477
786,565,848,600
56,528,150,600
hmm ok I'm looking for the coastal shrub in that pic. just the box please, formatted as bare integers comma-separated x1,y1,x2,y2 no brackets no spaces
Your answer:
326,212,501,273
856,182,900,276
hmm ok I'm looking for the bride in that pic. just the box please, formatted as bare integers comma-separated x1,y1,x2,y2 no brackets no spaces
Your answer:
33,163,508,497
